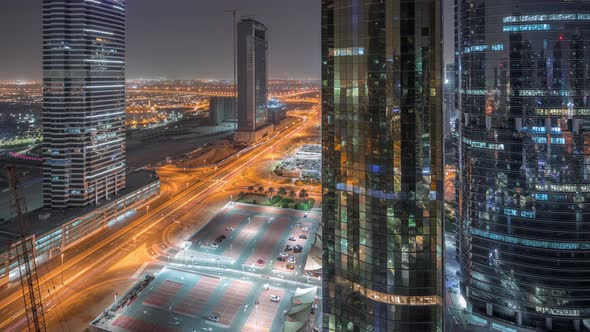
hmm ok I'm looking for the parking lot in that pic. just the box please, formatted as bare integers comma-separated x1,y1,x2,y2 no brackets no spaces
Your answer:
96,267,295,332
184,203,320,276
94,204,321,332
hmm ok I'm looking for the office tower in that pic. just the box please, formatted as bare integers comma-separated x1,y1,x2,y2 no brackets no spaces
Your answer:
209,96,236,126
235,18,270,144
42,0,126,209
444,63,457,137
321,0,443,331
457,1,590,330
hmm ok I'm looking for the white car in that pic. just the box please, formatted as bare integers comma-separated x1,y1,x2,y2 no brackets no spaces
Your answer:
288,256,296,263
208,314,219,322
270,295,281,302
279,252,289,258
225,226,235,231
210,243,219,248
302,226,310,231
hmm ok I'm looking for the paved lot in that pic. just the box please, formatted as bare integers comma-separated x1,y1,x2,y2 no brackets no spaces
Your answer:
242,287,286,332
142,280,183,309
185,203,320,276
173,276,220,317
96,204,320,332
211,279,252,326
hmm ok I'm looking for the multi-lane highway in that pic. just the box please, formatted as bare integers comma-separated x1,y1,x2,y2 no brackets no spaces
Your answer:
0,107,317,332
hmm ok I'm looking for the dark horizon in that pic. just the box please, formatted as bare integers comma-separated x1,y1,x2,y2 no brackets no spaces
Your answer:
0,0,322,81
0,0,453,82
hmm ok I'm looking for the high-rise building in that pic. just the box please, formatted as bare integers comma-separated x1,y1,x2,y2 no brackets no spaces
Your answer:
209,96,236,126
321,1,443,331
457,1,590,330
42,0,126,209
235,18,271,144
444,63,457,137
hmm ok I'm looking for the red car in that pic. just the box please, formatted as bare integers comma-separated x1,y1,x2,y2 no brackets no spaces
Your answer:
257,259,265,265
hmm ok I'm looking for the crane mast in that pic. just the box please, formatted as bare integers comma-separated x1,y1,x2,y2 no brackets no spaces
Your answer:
7,164,47,332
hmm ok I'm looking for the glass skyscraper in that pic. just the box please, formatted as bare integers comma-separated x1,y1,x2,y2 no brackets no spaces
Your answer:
457,1,590,330
321,0,443,331
237,18,268,132
42,0,126,209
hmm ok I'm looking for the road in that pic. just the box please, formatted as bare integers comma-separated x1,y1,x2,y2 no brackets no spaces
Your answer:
0,106,319,331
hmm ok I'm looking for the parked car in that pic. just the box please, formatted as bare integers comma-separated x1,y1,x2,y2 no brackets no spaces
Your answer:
304,213,308,218
270,295,281,302
277,256,286,262
215,237,223,243
302,226,310,231
225,226,235,231
286,263,295,270
218,234,227,239
299,234,307,239
288,256,296,263
288,236,296,241
296,222,303,227
279,252,289,257
284,245,293,251
208,314,219,322
257,259,265,265
210,243,219,248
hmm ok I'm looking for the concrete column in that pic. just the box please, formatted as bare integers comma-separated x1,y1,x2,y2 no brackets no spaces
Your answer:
545,317,552,331
573,319,581,332
486,303,493,316
516,311,522,326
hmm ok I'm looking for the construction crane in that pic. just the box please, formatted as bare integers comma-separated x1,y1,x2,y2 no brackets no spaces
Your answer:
7,163,47,332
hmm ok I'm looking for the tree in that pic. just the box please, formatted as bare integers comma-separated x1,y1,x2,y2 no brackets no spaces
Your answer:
289,190,296,199
239,191,245,198
258,186,265,193
248,185,254,192
268,187,275,196
299,189,308,199
278,187,287,196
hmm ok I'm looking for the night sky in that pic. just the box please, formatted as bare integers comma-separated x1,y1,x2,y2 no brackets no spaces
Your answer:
0,0,453,81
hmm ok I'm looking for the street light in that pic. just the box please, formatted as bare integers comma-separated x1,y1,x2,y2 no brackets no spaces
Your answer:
146,205,150,214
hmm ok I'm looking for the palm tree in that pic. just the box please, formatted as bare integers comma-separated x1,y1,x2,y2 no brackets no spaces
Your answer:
299,189,308,199
289,190,296,199
247,185,254,192
258,186,265,193
278,187,287,196
239,191,245,199
268,187,275,196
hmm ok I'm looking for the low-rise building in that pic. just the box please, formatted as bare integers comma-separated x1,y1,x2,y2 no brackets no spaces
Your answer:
0,169,160,287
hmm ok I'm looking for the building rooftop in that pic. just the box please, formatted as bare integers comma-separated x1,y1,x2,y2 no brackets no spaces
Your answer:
0,169,159,246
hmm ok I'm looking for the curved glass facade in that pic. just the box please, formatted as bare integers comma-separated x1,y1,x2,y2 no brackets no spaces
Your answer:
321,0,443,331
458,1,590,330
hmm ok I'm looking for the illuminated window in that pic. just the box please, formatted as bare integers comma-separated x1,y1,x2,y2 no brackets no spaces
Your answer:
503,24,551,32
